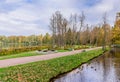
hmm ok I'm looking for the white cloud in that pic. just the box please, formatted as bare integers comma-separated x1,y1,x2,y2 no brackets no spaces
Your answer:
0,0,120,36
84,0,120,25
9,8,40,22
5,0,23,3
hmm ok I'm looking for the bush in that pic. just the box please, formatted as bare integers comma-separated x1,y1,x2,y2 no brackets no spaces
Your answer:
0,46,49,56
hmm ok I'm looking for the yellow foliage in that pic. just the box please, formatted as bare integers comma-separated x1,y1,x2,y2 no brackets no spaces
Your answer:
112,20,120,44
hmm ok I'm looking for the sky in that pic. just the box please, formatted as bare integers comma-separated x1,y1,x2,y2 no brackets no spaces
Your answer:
0,0,120,36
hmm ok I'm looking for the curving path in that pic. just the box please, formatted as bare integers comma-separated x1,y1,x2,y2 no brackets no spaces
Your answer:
0,47,101,68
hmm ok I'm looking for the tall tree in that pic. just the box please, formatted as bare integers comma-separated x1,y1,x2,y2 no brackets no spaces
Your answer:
69,14,78,45
49,14,57,47
78,11,85,45
112,19,120,44
102,13,107,50
49,11,68,47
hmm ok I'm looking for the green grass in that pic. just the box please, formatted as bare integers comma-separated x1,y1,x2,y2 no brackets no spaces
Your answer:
57,49,70,52
0,51,41,60
0,49,103,82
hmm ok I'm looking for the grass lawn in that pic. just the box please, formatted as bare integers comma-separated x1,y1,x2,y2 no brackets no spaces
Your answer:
57,49,70,52
0,49,103,82
0,49,69,60
0,51,42,60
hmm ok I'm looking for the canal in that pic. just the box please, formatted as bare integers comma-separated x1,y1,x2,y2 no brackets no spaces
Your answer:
53,48,120,82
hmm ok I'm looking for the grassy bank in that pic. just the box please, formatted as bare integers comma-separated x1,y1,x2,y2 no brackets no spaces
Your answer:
0,51,41,60
0,49,103,82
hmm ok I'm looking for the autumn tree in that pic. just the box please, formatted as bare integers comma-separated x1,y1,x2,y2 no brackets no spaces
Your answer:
43,33,51,45
80,24,90,45
112,19,120,44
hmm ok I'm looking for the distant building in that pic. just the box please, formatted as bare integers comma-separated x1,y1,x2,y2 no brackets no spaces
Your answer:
116,12,120,21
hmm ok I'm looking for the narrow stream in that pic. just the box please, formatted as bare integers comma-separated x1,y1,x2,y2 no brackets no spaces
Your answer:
53,48,120,82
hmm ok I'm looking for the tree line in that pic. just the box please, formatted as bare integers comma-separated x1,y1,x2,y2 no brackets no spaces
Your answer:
0,34,51,49
49,11,112,49
0,11,120,50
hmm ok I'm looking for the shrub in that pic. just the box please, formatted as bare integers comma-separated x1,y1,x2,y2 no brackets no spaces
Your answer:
0,46,49,56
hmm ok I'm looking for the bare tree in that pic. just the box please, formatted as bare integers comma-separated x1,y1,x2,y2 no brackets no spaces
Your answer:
102,13,107,51
49,14,57,48
69,14,78,45
78,11,85,45
61,18,68,47
49,11,68,48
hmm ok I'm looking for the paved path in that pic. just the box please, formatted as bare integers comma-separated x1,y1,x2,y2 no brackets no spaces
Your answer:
0,47,101,68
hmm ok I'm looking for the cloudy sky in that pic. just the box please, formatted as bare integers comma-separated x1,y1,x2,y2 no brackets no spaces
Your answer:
0,0,120,36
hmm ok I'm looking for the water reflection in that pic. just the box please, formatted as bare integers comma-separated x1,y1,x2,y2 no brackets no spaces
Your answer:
54,48,120,82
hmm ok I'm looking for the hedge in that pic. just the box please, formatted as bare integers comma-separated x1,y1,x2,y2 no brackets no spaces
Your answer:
0,46,48,56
